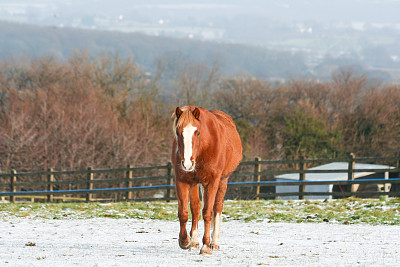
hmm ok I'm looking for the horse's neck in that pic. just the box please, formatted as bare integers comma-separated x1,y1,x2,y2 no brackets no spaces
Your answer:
200,118,220,153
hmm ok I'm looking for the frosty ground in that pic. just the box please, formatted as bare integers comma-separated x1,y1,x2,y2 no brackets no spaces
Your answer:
1,217,399,266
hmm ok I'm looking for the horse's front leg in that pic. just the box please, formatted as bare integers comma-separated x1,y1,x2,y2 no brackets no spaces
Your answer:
176,180,191,249
189,184,201,249
200,179,219,255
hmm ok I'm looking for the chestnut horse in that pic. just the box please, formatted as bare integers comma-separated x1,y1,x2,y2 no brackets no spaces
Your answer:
171,106,242,255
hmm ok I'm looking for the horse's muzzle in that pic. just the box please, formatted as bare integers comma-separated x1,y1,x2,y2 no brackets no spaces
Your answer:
181,159,195,172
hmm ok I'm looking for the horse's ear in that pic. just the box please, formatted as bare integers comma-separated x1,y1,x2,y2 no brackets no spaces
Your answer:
175,107,183,119
193,107,200,120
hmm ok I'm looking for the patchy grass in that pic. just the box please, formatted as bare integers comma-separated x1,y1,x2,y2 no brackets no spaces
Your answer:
1,198,400,225
0,202,178,221
223,198,400,225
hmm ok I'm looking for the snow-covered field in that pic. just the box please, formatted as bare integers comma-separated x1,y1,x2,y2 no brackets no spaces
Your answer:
1,218,399,266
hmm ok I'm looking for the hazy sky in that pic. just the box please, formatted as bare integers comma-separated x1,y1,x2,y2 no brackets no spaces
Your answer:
2,0,400,24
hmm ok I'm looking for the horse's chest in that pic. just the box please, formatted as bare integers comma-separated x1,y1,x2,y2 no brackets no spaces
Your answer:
194,169,215,186
179,169,211,185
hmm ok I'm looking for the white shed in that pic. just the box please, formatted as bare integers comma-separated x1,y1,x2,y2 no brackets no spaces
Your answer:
275,162,392,200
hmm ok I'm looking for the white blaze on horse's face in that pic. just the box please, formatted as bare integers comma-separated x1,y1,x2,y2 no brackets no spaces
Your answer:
182,124,197,172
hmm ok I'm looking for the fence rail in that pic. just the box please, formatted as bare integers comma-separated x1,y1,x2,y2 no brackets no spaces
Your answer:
1,154,400,203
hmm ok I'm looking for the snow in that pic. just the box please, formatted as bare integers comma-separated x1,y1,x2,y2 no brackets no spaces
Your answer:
1,218,400,266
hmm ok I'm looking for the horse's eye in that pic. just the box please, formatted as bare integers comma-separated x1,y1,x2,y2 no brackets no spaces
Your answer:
196,131,200,136
176,130,179,137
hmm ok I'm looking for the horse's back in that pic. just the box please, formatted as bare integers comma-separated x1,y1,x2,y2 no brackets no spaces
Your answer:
211,110,235,128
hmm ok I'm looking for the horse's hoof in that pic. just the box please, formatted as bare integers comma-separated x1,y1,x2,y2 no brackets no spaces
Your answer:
210,243,220,250
200,244,212,255
179,238,191,250
191,242,199,249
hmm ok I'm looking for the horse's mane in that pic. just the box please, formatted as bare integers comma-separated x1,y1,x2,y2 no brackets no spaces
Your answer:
172,106,197,133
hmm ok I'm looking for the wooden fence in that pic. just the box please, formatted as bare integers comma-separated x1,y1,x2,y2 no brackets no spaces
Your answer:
1,154,400,203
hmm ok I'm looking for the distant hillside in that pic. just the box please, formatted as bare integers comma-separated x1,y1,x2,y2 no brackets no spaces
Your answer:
0,20,307,79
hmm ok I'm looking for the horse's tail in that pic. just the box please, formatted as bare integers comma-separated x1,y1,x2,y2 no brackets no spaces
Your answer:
199,183,204,211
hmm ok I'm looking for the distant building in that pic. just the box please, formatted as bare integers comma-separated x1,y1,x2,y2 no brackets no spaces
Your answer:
275,162,395,200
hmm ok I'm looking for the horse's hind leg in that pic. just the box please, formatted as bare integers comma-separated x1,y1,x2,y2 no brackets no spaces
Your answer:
176,180,191,249
189,184,201,249
211,178,228,250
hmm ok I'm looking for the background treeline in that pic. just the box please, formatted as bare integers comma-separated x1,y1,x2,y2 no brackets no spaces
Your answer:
2,20,399,82
0,21,306,80
0,53,399,173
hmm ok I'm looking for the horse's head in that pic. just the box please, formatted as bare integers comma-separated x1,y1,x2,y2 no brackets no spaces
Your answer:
174,106,202,172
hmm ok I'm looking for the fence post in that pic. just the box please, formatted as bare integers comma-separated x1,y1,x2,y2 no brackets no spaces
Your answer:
10,169,17,203
383,171,389,201
348,153,356,194
254,157,261,200
166,162,173,202
126,164,133,201
299,155,306,200
86,166,93,202
47,168,54,203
